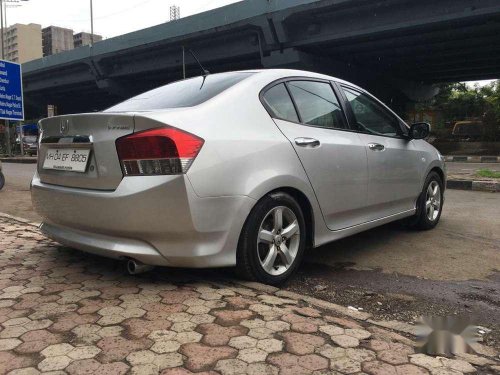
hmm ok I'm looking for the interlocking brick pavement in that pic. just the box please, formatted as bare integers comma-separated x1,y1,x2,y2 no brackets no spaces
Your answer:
0,217,498,374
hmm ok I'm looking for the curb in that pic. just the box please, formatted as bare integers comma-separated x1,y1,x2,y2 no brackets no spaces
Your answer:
447,179,499,192
231,280,498,359
0,212,40,227
444,156,500,163
0,157,37,164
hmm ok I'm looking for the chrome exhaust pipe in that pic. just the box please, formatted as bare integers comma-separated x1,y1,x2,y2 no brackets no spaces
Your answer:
126,259,155,275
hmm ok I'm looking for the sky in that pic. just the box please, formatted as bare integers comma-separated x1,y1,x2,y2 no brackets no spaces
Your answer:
7,0,241,38
466,79,495,88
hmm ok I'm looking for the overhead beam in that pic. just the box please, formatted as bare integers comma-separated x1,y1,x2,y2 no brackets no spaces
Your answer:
286,1,500,49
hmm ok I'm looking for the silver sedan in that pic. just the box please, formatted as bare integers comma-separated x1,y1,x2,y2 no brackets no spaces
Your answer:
31,69,445,284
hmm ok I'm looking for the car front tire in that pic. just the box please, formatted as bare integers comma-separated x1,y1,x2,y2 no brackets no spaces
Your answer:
236,192,306,285
408,171,444,230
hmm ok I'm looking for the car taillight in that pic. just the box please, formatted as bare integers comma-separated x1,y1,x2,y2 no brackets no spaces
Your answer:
116,127,204,176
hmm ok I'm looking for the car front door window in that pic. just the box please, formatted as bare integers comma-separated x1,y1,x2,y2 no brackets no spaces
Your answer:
342,87,402,137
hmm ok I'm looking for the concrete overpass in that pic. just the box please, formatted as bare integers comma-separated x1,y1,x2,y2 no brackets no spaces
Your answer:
22,0,500,118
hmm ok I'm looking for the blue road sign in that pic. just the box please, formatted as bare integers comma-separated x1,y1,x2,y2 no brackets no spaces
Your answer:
0,59,24,121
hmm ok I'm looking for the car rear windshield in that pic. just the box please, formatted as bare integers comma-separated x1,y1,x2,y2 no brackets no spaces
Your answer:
105,72,254,112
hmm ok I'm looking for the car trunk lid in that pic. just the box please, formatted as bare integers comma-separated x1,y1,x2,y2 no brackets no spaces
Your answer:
38,113,135,190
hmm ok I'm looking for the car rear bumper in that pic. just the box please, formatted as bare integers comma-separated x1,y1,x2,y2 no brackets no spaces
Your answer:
39,221,171,266
31,173,256,268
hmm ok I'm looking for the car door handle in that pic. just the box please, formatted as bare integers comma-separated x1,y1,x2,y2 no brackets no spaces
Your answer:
295,138,320,148
368,143,385,151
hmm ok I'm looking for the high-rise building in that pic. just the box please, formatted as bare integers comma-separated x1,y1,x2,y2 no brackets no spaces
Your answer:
42,26,74,56
170,5,180,21
2,23,43,63
73,32,103,48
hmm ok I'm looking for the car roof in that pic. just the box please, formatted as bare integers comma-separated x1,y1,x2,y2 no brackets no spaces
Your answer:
204,69,363,91
239,68,362,89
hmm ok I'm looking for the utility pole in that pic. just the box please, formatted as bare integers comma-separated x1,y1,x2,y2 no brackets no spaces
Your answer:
0,0,4,59
90,0,94,46
0,0,11,156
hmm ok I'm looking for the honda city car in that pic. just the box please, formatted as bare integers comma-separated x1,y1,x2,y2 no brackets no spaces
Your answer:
31,69,445,284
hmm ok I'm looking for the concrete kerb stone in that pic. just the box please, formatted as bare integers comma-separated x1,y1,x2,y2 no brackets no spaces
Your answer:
231,281,500,361
446,179,500,192
446,179,473,190
367,319,418,335
234,283,373,321
444,155,500,163
234,280,280,294
445,155,500,191
0,212,40,227
472,180,500,192
0,156,38,164
274,290,371,321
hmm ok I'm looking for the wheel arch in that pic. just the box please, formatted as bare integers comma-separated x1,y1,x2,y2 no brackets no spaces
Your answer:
414,165,446,215
241,185,316,250
430,166,445,186
269,186,315,250
421,160,446,190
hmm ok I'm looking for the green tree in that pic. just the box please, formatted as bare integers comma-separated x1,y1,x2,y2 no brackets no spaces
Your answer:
481,81,500,141
422,80,500,141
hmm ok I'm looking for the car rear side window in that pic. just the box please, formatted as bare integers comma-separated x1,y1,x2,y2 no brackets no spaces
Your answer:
287,81,346,129
105,72,254,112
262,83,299,122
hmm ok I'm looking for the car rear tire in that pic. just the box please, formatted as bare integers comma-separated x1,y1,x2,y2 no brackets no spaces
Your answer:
236,192,306,285
408,171,443,230
0,172,4,190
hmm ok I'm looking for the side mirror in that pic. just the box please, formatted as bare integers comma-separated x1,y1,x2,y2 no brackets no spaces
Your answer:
409,122,430,140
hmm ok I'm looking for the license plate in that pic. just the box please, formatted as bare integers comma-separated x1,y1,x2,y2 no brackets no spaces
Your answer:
43,148,91,173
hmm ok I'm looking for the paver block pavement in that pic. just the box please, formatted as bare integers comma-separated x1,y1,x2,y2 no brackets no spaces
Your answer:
0,216,498,374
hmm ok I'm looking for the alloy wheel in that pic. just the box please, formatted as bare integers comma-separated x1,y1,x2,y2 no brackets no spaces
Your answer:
425,181,441,221
257,206,300,276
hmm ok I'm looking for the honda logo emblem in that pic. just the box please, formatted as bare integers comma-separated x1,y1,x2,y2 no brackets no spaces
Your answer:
60,119,69,135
